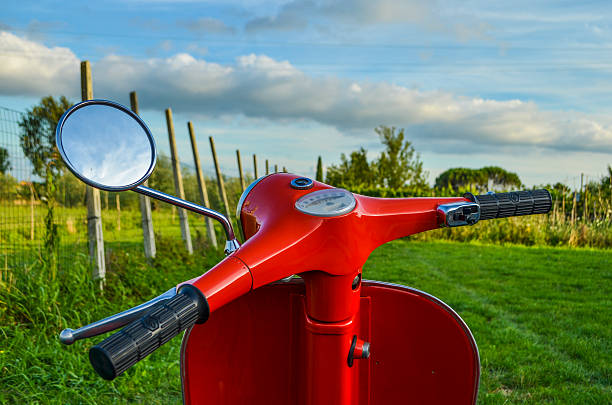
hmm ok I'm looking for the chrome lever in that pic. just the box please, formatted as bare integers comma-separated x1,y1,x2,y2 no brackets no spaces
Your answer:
437,202,480,227
59,287,177,345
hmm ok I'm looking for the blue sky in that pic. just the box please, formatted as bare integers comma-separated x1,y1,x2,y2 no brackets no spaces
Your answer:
1,0,611,188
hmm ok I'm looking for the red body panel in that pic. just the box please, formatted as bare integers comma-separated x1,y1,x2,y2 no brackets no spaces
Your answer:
178,174,477,404
181,279,479,404
182,174,468,321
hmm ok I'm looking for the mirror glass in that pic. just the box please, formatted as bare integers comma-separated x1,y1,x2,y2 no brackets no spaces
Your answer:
57,102,156,191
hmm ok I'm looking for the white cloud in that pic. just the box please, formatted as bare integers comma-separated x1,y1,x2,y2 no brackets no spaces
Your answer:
1,30,611,155
245,0,492,41
0,31,79,97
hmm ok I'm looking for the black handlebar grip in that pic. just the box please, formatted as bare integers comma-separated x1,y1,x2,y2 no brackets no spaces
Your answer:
89,285,209,380
465,189,552,220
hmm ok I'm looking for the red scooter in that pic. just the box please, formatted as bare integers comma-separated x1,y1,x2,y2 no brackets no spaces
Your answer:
56,100,551,404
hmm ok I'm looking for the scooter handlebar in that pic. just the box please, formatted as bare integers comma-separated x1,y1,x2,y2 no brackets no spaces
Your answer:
465,189,552,220
88,285,209,380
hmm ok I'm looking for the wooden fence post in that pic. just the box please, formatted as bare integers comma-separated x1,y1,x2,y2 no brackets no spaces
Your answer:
579,173,584,221
265,159,269,175
209,136,231,220
274,164,278,173
81,60,105,287
598,188,603,221
571,192,576,224
236,150,245,192
166,108,193,254
130,91,156,258
562,192,566,223
583,176,588,221
28,182,34,240
253,154,258,178
188,122,218,249
116,194,121,231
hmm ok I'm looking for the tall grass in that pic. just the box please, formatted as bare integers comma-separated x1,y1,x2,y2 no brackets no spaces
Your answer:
0,237,224,404
415,215,612,248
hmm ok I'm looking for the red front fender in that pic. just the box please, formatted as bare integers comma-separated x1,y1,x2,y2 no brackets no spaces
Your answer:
181,278,479,405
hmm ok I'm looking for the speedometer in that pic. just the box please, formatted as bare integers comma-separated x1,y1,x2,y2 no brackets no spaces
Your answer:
295,189,356,217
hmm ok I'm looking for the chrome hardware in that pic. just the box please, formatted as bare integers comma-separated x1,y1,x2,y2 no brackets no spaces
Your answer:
135,185,240,254
56,100,240,255
55,99,157,192
437,202,480,227
290,177,314,190
224,239,241,256
59,287,177,345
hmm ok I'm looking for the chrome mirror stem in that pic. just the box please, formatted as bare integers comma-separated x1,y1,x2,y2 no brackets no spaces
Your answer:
59,287,177,345
134,185,240,254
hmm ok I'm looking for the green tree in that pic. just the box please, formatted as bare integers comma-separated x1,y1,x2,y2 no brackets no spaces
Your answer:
19,96,71,179
326,148,377,188
0,147,10,174
316,156,323,182
435,166,521,192
0,173,18,200
435,168,485,192
375,126,427,189
326,126,428,190
18,95,72,275
480,166,522,190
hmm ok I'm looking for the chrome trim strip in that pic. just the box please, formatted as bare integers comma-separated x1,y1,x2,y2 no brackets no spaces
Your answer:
235,175,271,241
236,175,270,219
362,279,481,402
180,325,194,405
59,287,176,345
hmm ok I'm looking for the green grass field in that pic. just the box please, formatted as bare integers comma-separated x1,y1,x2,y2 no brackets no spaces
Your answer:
1,240,611,404
364,240,611,404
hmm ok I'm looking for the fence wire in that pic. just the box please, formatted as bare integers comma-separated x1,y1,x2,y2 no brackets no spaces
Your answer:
0,106,88,270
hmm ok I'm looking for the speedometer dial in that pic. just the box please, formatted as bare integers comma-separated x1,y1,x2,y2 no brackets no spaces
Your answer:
295,189,356,217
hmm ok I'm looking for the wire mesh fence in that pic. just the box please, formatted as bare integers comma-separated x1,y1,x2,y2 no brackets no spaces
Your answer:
0,105,225,272
0,106,97,269
0,106,90,269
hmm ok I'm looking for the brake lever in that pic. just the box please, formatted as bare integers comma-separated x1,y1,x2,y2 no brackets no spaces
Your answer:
59,287,177,345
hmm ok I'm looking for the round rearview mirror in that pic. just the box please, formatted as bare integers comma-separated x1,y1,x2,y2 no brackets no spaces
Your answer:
56,100,157,191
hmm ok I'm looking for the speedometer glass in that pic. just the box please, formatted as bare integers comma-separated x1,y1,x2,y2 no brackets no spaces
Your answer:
295,189,356,217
